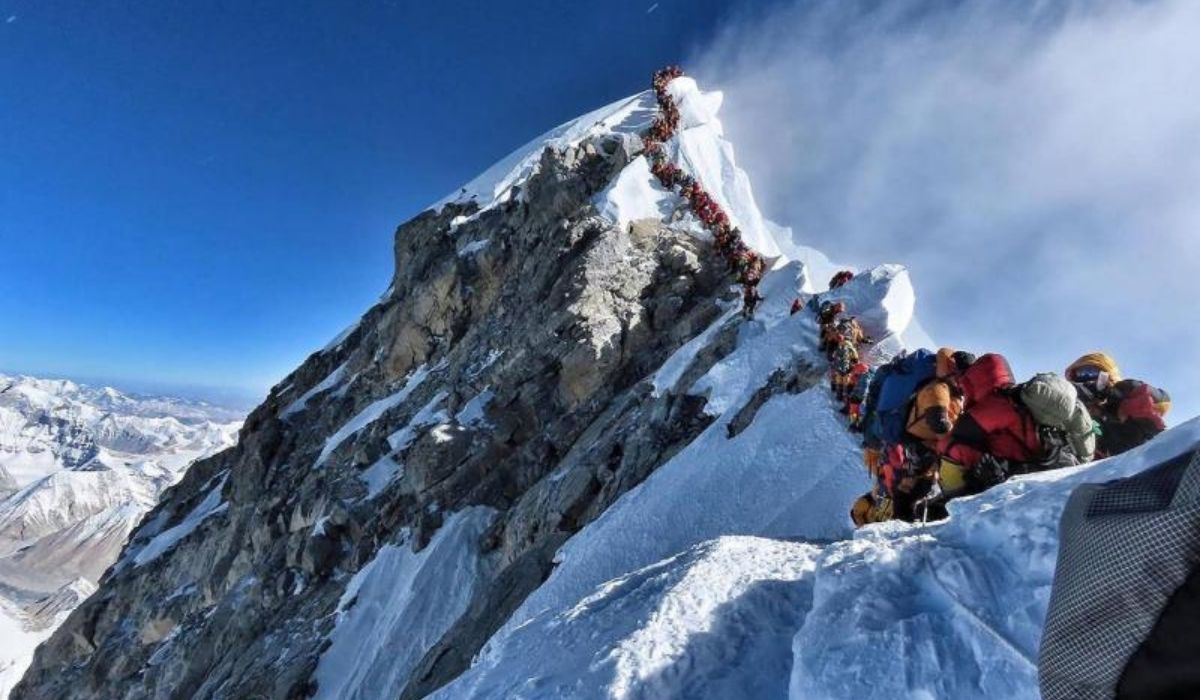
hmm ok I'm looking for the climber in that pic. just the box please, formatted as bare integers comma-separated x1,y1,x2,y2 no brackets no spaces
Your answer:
852,440,946,527
852,349,941,527
937,353,1043,499
790,297,804,316
829,270,854,289
1066,352,1170,458
816,301,846,353
904,349,974,449
742,283,763,319
883,441,945,522
860,348,938,451
846,364,875,431
835,315,873,349
829,338,860,402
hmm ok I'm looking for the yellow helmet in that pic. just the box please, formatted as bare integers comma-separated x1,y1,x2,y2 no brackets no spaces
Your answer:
1067,352,1122,383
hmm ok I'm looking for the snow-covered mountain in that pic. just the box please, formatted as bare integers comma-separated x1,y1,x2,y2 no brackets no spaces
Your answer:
11,75,1193,700
0,374,241,698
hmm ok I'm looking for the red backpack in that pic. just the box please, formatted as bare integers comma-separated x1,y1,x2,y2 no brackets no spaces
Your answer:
957,354,1015,408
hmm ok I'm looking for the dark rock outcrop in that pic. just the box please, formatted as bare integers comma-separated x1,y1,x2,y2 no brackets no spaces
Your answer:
13,134,766,700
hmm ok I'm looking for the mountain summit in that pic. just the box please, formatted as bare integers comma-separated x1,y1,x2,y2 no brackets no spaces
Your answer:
13,73,1198,700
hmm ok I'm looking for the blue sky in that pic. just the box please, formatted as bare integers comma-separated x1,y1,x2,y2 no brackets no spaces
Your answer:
2,0,1195,420
0,0,766,405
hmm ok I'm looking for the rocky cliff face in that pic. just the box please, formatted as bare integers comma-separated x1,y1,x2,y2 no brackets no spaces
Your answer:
13,118,799,699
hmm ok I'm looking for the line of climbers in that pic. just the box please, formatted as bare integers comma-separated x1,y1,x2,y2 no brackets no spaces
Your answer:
643,67,767,317
641,67,1175,530
799,278,1173,526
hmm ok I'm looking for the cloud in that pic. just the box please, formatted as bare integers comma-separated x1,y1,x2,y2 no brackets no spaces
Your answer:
690,0,1200,420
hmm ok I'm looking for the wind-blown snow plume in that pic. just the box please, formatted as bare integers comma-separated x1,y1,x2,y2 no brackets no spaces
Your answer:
689,0,1200,420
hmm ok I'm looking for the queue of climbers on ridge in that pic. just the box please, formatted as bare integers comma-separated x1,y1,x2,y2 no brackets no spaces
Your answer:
643,66,767,318
638,67,1173,527
800,275,1173,527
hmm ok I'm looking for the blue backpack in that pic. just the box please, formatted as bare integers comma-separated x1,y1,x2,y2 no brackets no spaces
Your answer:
862,349,937,449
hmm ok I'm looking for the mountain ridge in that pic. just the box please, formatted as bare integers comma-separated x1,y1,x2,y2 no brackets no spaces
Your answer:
12,70,1194,700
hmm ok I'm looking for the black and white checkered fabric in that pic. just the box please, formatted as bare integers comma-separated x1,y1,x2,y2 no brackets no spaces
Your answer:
1039,448,1200,700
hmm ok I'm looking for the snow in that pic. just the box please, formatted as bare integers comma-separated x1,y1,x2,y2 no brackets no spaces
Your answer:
321,319,360,353
589,78,785,261
455,389,494,428
433,537,819,700
467,350,504,380
281,361,349,418
312,507,497,700
316,364,436,467
432,92,656,213
441,411,1200,700
818,263,916,342
593,156,678,228
0,578,97,699
385,391,449,452
0,468,157,556
358,456,403,500
650,304,739,397
456,239,492,257
0,595,53,700
0,373,240,488
131,475,228,568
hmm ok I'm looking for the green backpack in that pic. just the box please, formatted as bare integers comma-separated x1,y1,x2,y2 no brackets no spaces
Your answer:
1019,372,1097,464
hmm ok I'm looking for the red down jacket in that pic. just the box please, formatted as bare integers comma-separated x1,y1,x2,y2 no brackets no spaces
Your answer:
938,353,1042,470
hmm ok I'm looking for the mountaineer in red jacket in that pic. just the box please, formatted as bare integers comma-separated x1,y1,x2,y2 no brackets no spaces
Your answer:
937,353,1042,497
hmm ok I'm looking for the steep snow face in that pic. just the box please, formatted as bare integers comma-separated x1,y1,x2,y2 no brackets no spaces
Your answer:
594,78,784,260
433,92,656,213
441,414,1200,699
313,507,495,700
435,537,820,700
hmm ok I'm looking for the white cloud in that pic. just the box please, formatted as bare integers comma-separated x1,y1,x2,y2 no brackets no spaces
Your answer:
690,0,1200,421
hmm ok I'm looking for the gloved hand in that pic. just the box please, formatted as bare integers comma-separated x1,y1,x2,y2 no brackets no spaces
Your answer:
972,454,1011,489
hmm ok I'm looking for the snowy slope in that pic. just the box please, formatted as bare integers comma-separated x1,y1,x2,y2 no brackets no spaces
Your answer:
436,263,919,699
434,92,657,213
434,420,1200,700
313,507,496,700
593,77,784,259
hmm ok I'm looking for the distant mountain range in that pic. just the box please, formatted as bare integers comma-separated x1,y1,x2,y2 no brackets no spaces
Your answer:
0,373,242,697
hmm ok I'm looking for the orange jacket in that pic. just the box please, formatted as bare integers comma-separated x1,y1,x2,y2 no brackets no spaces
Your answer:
906,379,962,446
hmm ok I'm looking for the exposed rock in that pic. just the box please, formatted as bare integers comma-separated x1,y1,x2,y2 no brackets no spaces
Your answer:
13,135,762,700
